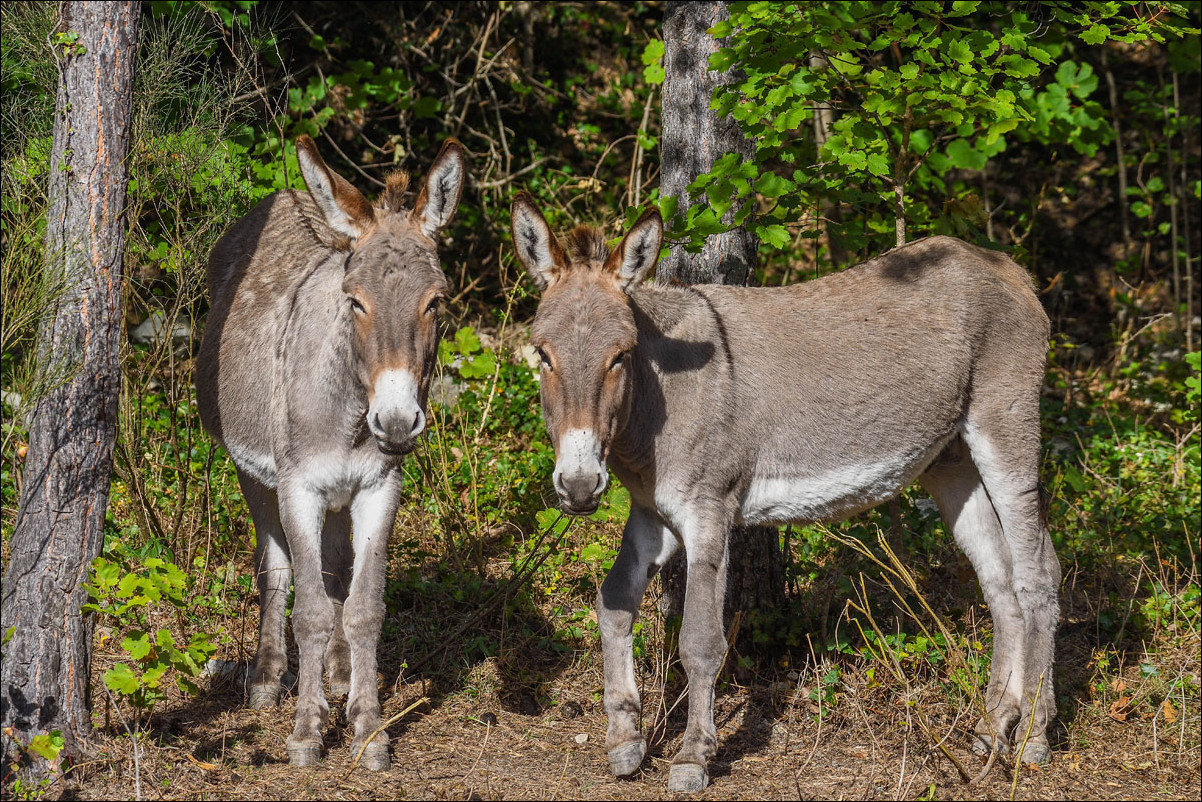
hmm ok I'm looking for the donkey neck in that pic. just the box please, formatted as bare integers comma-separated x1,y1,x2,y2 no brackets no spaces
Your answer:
277,255,371,452
608,285,729,479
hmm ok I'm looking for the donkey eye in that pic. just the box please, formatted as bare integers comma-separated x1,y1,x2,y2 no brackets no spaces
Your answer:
610,352,625,371
537,347,552,370
349,297,366,315
425,297,442,315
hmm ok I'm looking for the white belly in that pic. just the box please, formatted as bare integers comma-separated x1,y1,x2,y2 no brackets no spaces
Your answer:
737,459,912,526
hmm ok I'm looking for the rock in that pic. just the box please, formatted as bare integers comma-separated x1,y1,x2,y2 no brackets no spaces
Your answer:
130,311,194,348
429,374,463,408
574,733,589,744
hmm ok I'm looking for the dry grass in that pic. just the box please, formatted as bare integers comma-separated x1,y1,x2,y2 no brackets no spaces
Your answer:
27,519,1200,802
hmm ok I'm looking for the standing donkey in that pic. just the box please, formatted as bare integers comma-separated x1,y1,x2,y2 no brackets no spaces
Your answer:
197,135,465,770
511,193,1060,792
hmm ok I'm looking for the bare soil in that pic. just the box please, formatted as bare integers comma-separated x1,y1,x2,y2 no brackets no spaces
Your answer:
53,565,1202,802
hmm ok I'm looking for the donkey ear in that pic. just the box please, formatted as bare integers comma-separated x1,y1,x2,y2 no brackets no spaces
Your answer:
295,135,375,239
604,207,662,293
413,138,466,239
511,192,568,292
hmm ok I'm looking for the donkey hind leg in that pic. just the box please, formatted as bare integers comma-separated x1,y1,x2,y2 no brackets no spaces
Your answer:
668,511,730,793
343,476,403,772
279,484,335,766
240,471,292,709
961,414,1060,765
322,509,353,699
598,506,679,778
921,440,1027,758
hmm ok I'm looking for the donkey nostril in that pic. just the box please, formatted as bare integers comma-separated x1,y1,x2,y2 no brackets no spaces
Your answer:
410,409,426,437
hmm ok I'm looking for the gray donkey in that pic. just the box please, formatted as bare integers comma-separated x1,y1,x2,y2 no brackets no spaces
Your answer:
197,135,465,770
511,193,1060,792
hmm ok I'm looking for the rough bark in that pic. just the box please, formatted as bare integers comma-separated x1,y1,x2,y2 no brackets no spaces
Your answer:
657,0,785,625
1,0,139,775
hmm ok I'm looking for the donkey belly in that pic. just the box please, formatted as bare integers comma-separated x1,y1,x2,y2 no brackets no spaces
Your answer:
737,438,952,526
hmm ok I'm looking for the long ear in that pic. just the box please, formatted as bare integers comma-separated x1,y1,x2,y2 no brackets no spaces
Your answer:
604,207,662,293
295,135,374,239
413,138,467,239
511,192,568,291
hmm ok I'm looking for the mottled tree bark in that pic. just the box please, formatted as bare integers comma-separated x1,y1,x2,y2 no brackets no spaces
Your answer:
1,0,139,775
657,0,785,625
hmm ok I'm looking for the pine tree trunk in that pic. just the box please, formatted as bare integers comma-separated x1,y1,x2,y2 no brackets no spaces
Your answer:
1,0,139,775
657,0,785,626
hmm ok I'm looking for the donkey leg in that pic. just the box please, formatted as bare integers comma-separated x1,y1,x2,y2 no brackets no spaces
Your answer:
962,410,1061,765
322,508,353,699
239,471,292,709
668,514,730,793
921,440,1027,757
343,476,403,772
278,483,334,766
598,506,679,777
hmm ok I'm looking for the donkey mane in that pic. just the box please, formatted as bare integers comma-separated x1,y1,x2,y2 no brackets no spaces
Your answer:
567,225,610,264
379,171,411,213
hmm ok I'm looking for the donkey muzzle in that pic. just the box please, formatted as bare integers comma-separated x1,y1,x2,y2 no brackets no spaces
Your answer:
553,428,607,515
369,369,426,455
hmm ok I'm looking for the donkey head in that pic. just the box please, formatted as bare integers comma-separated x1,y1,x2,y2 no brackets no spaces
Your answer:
511,192,662,514
297,135,466,455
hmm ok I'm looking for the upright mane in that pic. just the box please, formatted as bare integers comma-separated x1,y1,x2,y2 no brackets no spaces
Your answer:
566,225,610,264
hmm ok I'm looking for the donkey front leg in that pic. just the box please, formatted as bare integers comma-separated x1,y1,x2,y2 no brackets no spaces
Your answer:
598,506,679,777
239,471,292,709
278,483,335,766
322,508,353,698
668,513,731,793
343,475,403,772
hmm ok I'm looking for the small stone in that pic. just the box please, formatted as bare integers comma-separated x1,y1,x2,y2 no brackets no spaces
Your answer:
479,712,498,726
560,700,584,719
574,733,589,744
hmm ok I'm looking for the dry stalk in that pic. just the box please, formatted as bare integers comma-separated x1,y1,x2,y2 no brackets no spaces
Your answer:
344,696,430,777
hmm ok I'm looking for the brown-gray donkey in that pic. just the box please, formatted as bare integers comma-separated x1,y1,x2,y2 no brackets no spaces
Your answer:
197,135,465,770
511,192,1060,792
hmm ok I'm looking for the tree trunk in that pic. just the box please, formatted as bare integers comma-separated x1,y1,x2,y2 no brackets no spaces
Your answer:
657,0,785,626
1,0,139,775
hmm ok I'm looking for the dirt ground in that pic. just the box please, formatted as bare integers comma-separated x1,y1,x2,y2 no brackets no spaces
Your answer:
51,599,1201,802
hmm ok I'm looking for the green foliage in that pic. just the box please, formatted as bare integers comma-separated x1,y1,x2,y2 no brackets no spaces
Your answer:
681,0,1197,261
83,556,217,716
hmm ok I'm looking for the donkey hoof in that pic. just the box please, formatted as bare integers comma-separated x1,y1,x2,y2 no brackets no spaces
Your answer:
352,740,390,772
1014,740,1051,765
970,732,1007,757
667,762,708,793
286,742,323,767
607,740,646,777
248,686,281,709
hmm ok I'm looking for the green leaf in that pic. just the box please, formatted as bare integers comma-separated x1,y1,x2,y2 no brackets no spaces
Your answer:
755,224,791,249
946,138,987,171
454,327,482,356
1080,24,1110,45
754,171,795,198
27,731,65,762
122,632,153,661
103,663,140,695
